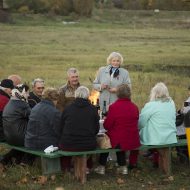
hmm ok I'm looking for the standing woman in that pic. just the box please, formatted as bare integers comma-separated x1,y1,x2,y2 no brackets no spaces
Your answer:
93,52,131,111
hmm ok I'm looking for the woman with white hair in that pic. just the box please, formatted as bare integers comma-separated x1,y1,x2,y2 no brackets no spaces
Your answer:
139,82,177,173
93,52,131,112
59,86,100,171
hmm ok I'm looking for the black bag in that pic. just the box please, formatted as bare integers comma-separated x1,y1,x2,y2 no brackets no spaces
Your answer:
184,110,190,127
176,113,184,126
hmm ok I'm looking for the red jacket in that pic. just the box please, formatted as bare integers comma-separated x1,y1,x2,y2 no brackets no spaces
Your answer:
104,98,141,151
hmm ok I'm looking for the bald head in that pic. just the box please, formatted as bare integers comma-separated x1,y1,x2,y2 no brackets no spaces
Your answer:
8,74,22,86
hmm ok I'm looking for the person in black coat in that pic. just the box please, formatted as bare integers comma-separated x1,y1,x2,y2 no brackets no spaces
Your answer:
3,84,31,146
1,84,32,165
59,86,100,171
25,88,61,150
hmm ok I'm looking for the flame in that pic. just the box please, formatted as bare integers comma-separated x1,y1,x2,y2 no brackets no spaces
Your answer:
89,90,100,105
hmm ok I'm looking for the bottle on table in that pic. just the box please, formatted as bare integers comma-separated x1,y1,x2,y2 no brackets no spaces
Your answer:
102,100,107,118
96,98,100,112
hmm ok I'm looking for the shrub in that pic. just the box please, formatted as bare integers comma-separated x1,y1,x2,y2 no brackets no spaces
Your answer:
73,0,94,17
50,0,73,16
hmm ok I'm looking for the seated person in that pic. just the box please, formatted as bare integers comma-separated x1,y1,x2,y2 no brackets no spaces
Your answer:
28,78,45,108
95,84,140,175
0,79,14,142
1,84,31,165
3,84,30,146
57,68,80,112
59,86,99,171
139,82,177,173
8,74,22,86
25,88,61,150
176,86,190,161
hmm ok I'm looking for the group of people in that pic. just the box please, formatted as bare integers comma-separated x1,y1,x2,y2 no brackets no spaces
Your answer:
0,52,189,176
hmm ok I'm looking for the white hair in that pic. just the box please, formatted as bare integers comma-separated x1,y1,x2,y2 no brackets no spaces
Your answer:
150,82,171,102
107,52,124,65
75,86,90,99
32,78,45,87
67,68,79,77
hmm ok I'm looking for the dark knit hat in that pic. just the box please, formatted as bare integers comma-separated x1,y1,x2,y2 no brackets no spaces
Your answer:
0,79,14,89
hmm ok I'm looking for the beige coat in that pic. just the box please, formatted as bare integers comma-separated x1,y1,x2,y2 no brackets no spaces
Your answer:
93,65,131,111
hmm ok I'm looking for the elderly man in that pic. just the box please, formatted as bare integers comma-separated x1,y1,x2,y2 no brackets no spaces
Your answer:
8,74,22,86
57,68,80,111
0,79,14,141
28,78,45,108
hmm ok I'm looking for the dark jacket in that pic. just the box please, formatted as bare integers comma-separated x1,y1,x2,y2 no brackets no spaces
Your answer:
60,98,100,150
25,99,62,150
0,89,10,141
28,91,41,108
3,99,31,146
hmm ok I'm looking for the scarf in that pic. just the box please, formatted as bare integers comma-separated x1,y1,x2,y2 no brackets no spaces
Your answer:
109,66,120,78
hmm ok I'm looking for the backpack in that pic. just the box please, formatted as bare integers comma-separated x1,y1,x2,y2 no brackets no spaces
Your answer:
184,110,190,127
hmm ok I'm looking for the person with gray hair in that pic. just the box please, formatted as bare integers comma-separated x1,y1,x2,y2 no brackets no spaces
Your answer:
139,82,177,173
59,86,99,172
57,68,80,112
28,78,45,108
95,84,140,175
8,74,22,86
93,52,131,112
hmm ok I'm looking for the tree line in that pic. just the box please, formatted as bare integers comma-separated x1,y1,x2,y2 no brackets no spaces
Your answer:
2,0,190,17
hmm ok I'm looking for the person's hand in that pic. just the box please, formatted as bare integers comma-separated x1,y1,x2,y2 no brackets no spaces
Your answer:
109,87,117,93
101,84,109,90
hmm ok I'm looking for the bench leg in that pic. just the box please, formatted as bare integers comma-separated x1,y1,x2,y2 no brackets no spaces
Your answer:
41,157,61,175
158,147,171,175
73,155,87,184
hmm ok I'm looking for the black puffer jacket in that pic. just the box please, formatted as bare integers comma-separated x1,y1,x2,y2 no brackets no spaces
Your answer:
60,98,100,150
25,100,61,150
3,99,31,146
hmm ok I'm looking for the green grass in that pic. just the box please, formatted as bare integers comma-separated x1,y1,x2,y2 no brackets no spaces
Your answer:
0,153,190,190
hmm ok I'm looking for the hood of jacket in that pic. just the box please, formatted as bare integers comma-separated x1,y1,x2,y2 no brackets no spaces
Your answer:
73,98,91,108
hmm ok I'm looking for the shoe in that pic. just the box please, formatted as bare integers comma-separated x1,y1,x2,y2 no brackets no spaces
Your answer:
128,164,138,170
94,165,105,175
117,166,128,175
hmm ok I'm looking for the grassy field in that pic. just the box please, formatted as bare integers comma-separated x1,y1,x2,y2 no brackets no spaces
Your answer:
0,9,190,109
0,8,190,189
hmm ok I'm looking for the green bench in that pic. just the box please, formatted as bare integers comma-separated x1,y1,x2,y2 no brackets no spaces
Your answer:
0,139,188,184
0,142,62,175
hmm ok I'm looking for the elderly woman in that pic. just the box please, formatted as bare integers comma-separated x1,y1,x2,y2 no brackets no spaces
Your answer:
25,88,61,150
139,82,177,173
95,84,140,175
93,52,131,112
59,86,100,171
